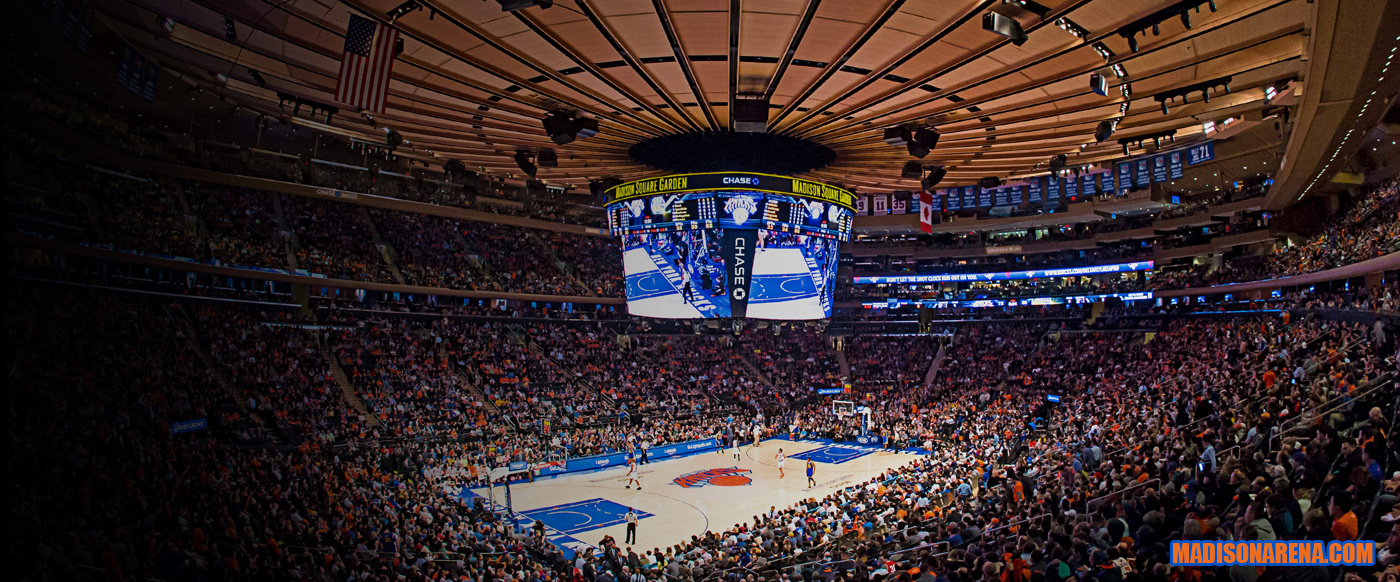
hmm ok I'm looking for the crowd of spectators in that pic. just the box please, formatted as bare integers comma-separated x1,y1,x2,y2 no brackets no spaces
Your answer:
845,335,942,391
284,195,396,282
1152,179,1400,290
12,270,1400,582
540,230,624,296
194,306,364,443
468,223,585,296
369,209,495,289
188,182,289,269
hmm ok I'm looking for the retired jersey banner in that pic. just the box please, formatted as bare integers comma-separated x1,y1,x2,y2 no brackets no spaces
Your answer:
872,194,889,215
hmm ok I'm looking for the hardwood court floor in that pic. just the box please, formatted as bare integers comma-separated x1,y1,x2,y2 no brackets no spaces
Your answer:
473,437,925,557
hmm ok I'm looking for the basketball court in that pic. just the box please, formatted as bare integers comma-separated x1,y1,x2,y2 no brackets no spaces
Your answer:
470,437,926,558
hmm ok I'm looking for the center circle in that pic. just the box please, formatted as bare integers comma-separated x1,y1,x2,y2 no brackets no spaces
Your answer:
708,475,752,486
629,131,837,175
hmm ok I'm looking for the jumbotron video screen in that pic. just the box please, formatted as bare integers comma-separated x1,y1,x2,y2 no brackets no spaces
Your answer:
605,172,856,320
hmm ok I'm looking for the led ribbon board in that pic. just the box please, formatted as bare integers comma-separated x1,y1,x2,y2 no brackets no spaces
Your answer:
853,261,1155,284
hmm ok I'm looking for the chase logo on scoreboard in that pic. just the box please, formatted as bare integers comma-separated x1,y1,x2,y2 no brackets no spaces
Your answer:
673,467,752,488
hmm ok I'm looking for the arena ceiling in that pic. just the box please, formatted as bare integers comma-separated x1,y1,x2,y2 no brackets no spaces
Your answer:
90,0,1309,193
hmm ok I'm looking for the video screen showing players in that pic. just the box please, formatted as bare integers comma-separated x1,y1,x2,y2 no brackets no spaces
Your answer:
610,192,717,234
622,229,731,319
761,194,853,242
748,230,840,320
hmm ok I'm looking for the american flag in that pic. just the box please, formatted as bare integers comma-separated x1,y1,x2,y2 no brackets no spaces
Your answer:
335,14,399,113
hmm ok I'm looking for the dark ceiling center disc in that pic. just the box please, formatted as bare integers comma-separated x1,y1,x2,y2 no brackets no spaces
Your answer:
629,131,837,175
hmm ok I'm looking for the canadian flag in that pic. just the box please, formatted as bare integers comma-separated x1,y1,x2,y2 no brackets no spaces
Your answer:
919,191,934,233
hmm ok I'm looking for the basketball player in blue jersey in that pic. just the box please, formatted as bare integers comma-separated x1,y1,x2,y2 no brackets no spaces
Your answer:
806,459,816,487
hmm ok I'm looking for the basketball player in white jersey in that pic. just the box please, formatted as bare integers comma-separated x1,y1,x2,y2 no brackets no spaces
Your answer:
731,437,742,461
775,448,786,478
625,459,642,490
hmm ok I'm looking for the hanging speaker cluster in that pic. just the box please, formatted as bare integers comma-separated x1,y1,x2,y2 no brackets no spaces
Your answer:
884,126,941,158
922,166,947,191
542,109,599,145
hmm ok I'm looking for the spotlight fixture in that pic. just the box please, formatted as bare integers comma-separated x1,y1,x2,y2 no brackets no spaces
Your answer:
1053,17,1090,40
496,0,553,11
160,16,175,33
224,16,237,40
513,151,537,178
385,129,403,150
276,92,338,123
537,148,558,168
1090,74,1107,97
1091,42,1115,62
1117,0,1217,52
542,109,599,145
922,166,948,190
1153,75,1231,115
978,176,1003,189
1048,153,1068,175
248,68,267,87
902,162,923,179
1094,119,1118,143
1001,0,1051,20
386,0,422,21
982,12,1028,46
1110,63,1127,79
1117,129,1177,156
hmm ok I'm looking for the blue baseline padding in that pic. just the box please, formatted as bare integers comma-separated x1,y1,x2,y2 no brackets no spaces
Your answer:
788,445,878,465
520,498,654,535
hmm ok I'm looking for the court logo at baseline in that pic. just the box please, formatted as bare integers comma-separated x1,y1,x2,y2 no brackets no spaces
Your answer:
673,467,752,488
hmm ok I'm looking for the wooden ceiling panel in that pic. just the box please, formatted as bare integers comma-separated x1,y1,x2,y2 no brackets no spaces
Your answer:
790,17,867,64
668,9,730,54
739,10,800,57
116,0,1315,192
596,12,674,58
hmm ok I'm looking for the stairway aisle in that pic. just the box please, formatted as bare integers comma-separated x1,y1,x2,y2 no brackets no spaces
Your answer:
924,344,948,388
313,330,380,427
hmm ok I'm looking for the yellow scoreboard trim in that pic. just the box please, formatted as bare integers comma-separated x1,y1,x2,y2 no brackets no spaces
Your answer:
605,172,856,212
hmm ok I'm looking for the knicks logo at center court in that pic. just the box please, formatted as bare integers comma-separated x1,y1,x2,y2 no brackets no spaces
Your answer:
673,467,752,488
